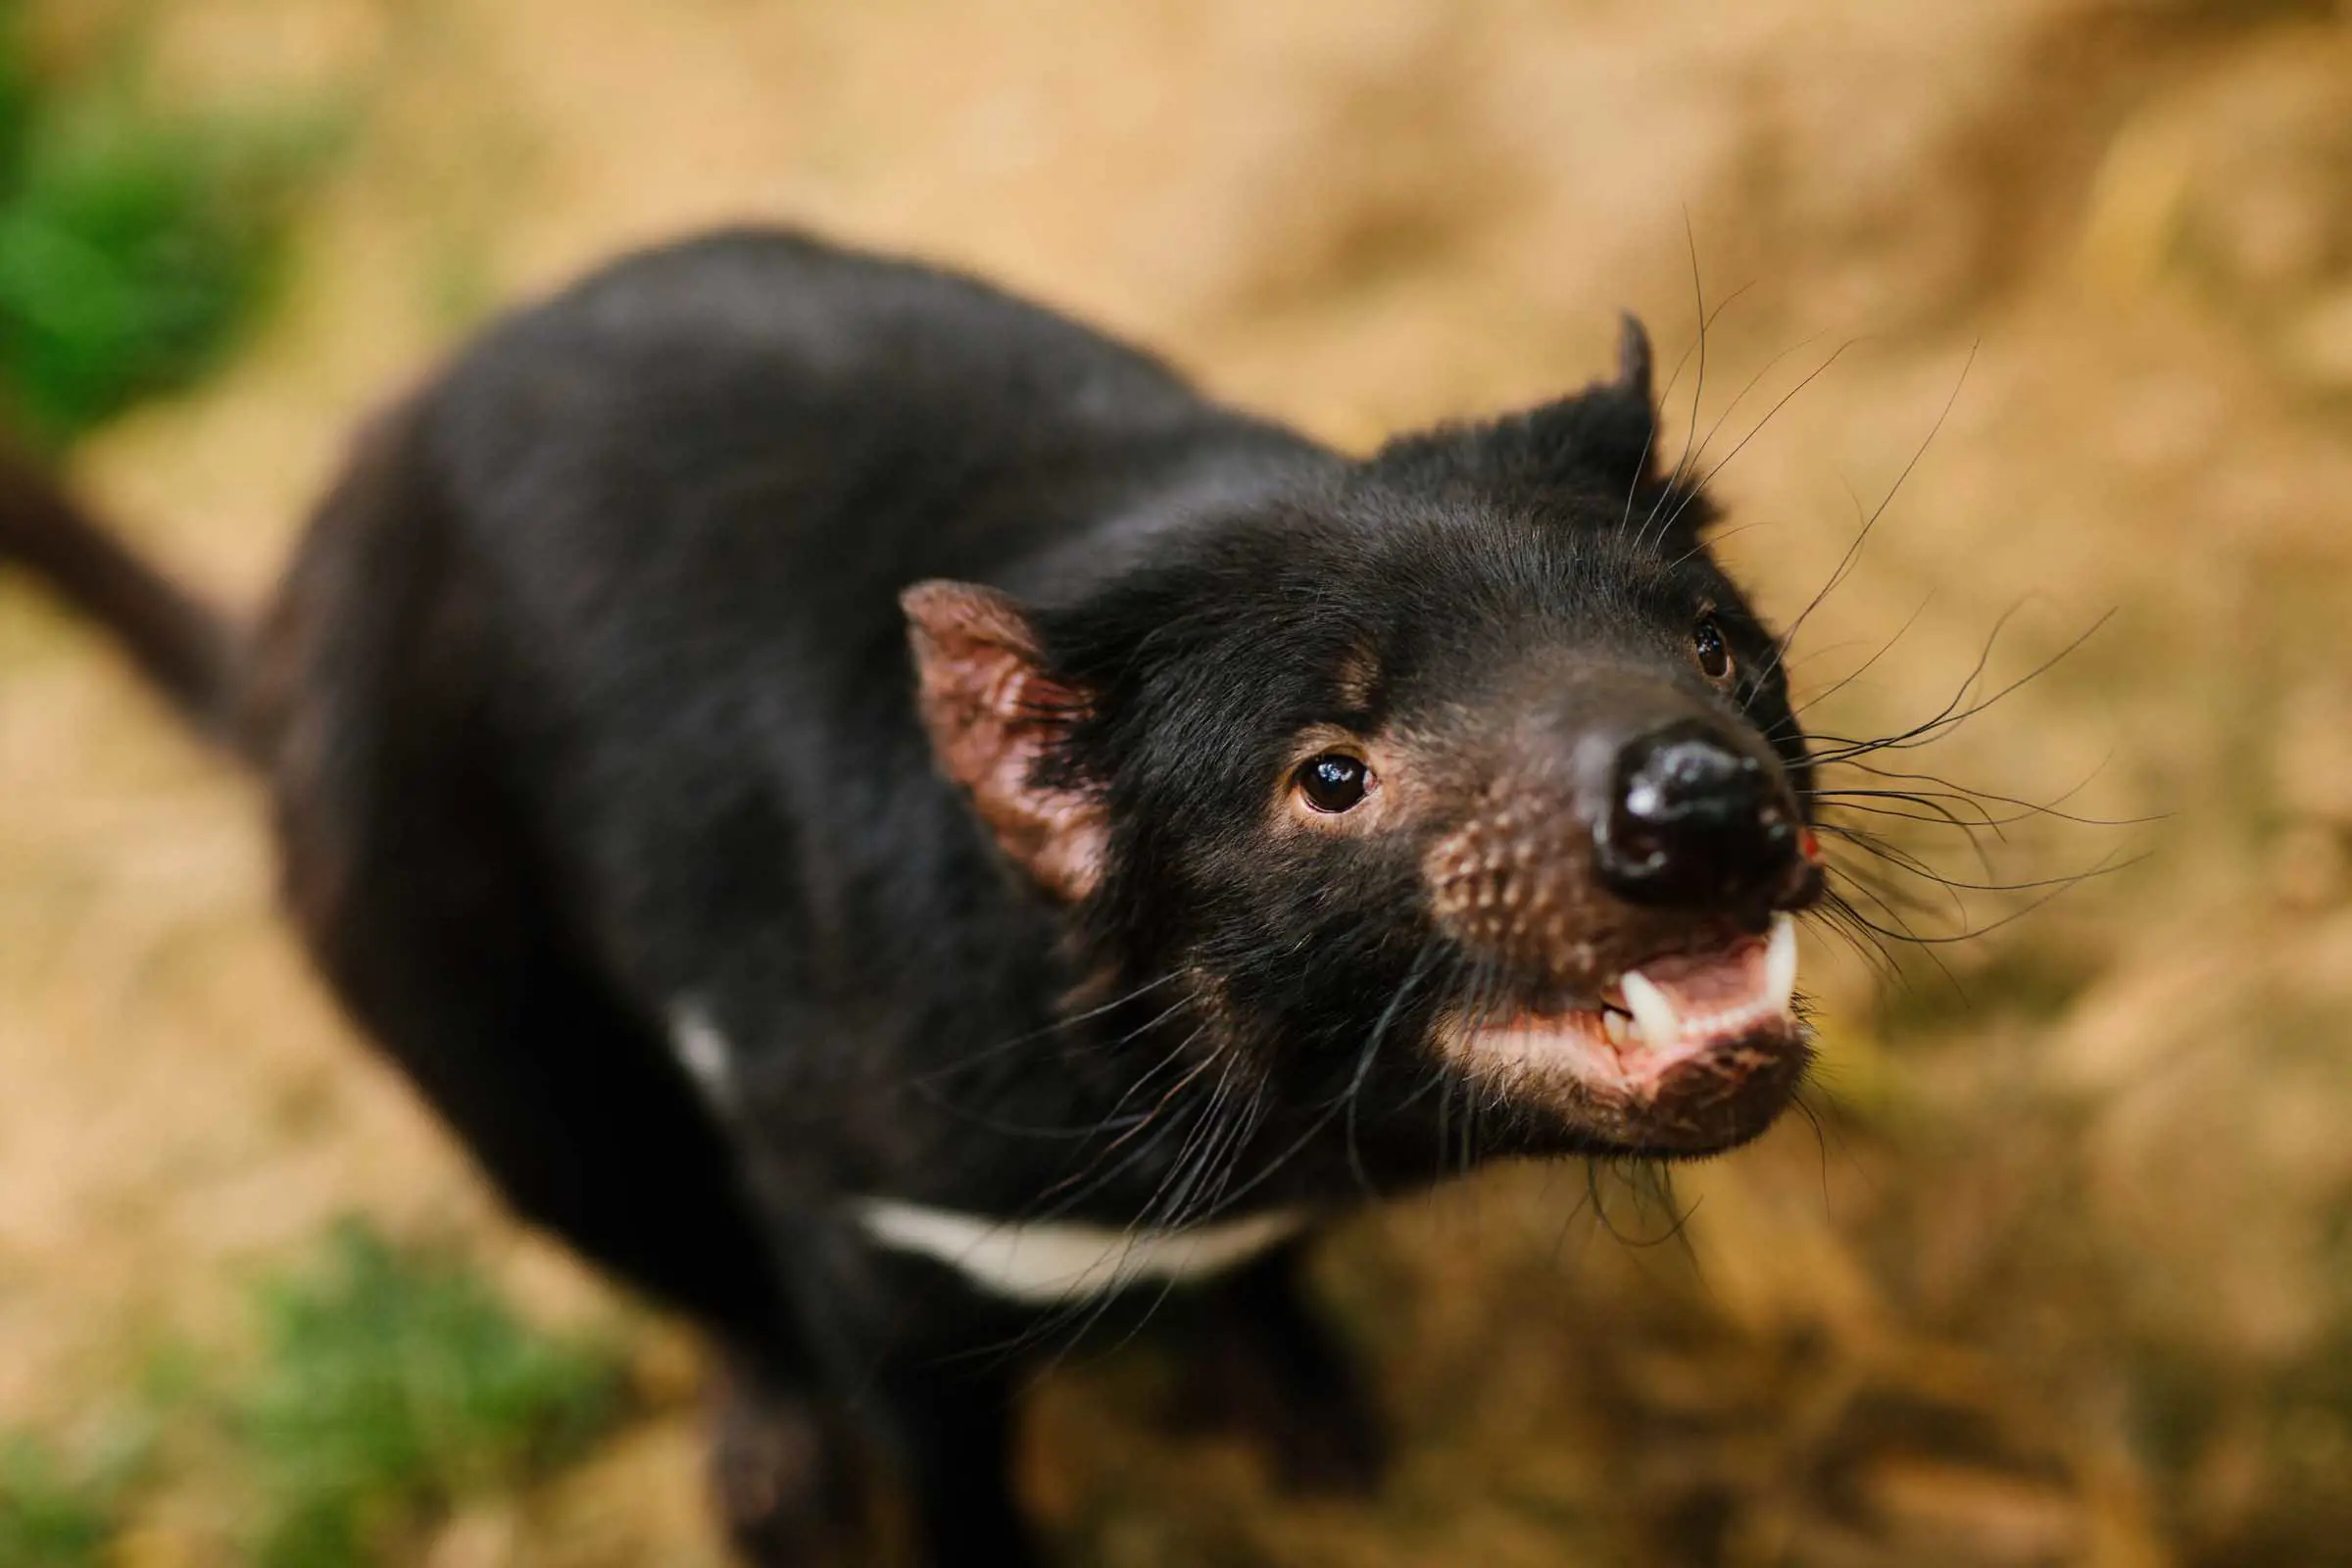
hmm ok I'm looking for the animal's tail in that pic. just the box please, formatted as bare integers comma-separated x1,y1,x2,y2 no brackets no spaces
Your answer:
0,441,244,747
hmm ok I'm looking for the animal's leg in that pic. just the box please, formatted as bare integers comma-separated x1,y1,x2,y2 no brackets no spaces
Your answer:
858,1356,1044,1568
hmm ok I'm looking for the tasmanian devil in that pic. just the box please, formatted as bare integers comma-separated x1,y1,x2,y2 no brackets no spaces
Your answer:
0,227,1827,1564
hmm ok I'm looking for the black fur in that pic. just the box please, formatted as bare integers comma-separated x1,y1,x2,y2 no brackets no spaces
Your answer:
2,227,1824,1565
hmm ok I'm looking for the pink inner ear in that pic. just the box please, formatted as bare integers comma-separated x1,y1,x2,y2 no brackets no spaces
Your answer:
903,582,1106,902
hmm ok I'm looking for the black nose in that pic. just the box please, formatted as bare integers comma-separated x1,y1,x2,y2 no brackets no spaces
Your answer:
1594,719,1805,909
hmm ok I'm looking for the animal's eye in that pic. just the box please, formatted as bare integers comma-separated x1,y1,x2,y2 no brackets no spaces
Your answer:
1692,615,1734,682
1297,752,1371,813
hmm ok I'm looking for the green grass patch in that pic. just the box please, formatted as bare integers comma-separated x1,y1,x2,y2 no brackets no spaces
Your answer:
0,1424,145,1568
0,1220,634,1568
231,1219,630,1568
0,1,332,448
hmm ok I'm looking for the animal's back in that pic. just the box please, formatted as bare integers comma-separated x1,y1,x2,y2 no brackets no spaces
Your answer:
428,224,1267,632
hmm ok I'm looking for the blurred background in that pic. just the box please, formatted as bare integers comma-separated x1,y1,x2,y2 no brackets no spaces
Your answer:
1,0,2349,1562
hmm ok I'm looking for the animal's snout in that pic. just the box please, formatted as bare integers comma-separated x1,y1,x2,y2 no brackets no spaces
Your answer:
1425,687,1823,985
1593,719,1809,913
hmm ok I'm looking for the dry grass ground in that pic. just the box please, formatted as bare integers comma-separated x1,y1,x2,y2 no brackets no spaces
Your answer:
4,0,2352,1562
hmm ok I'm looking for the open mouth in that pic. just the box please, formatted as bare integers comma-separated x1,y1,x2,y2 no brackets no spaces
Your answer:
1437,913,1805,1152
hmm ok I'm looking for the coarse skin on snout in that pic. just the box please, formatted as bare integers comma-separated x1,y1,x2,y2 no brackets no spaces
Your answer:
1422,763,1776,996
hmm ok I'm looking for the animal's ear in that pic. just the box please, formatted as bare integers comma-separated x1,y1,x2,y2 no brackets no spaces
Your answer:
1598,310,1656,455
902,580,1106,902
1368,313,1670,510
1501,311,1661,496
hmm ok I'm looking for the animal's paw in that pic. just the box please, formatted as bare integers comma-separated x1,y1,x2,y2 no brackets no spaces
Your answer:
709,1366,865,1565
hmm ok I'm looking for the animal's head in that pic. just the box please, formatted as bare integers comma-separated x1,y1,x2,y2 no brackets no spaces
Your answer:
904,318,1823,1174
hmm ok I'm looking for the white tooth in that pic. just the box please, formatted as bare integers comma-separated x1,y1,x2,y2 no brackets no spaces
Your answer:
1764,912,1799,1014
1619,970,1682,1051
1602,1010,1630,1047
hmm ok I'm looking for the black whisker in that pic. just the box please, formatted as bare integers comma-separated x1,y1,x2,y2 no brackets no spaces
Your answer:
1654,337,1859,545
1785,594,1934,717
1810,607,2116,764
1755,340,1979,692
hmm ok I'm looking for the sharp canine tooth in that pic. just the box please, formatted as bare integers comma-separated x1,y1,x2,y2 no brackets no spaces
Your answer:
1602,1010,1630,1047
1764,912,1799,1014
1619,970,1682,1050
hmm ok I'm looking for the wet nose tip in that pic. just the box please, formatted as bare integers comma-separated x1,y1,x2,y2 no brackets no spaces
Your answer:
1596,719,1803,908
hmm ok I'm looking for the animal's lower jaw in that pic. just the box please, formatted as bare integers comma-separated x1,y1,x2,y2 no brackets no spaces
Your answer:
1436,912,1808,1153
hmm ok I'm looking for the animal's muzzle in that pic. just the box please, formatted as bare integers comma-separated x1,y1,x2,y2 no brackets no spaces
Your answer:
1593,718,1816,915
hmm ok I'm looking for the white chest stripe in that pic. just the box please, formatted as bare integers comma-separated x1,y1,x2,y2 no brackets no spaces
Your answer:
856,1199,1308,1305
667,1004,1307,1303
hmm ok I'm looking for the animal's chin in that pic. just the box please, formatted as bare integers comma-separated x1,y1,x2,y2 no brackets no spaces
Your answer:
1436,912,1807,1156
